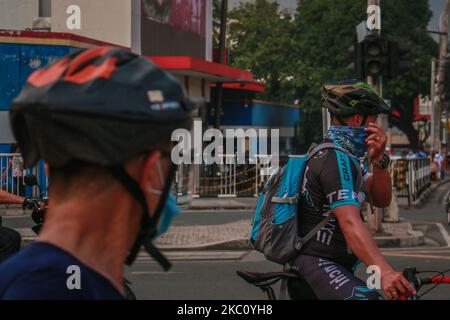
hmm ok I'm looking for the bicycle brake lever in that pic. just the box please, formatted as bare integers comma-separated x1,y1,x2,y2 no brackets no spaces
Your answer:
402,267,419,300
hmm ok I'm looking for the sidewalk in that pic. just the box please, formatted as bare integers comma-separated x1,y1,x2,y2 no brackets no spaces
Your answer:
8,180,450,250
13,215,426,251
188,197,257,211
15,219,425,249
158,220,425,250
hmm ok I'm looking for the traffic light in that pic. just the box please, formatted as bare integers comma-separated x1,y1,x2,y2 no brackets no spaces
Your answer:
388,41,411,78
362,34,386,77
347,42,364,79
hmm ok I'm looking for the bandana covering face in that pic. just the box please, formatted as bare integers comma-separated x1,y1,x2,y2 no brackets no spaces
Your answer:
326,125,369,158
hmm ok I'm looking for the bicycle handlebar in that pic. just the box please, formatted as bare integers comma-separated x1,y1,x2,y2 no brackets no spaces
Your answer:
400,267,450,300
22,197,48,234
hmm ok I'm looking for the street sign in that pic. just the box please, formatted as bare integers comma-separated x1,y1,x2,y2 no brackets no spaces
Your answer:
356,21,370,43
418,95,431,116
366,5,381,31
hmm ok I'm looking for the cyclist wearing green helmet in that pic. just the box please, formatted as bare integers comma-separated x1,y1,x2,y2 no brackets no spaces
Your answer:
290,80,415,300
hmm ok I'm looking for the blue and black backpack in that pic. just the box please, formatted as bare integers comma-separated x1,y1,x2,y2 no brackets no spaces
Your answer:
250,142,361,265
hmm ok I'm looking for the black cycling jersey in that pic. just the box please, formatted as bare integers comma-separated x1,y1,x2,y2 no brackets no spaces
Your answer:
296,140,371,269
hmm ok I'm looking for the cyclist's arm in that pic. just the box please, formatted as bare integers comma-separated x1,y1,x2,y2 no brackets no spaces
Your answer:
364,166,392,208
364,123,392,208
333,205,415,299
0,189,25,204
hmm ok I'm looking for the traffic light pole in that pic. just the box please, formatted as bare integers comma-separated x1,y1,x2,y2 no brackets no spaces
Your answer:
214,0,228,129
366,0,384,233
431,57,437,151
432,0,450,152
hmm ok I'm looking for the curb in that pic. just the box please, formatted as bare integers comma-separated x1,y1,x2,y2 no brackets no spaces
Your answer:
157,239,253,251
156,235,423,250
187,205,256,211
17,232,424,251
183,206,255,212
373,234,424,248
410,178,450,208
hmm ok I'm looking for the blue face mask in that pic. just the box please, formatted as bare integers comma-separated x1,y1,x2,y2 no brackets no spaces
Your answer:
146,161,181,237
326,125,369,158
156,192,180,236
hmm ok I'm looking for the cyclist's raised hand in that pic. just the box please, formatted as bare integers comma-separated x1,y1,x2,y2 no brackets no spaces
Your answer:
382,269,416,300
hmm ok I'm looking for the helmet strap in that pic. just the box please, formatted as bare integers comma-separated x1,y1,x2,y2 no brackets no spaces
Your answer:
110,165,172,270
335,114,368,127
361,114,368,126
335,116,348,126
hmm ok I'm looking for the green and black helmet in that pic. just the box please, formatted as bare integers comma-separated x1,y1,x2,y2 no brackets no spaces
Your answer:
321,79,390,118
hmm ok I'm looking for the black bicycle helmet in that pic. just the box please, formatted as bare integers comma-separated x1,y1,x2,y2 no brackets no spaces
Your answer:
10,46,196,168
10,47,200,269
321,79,390,117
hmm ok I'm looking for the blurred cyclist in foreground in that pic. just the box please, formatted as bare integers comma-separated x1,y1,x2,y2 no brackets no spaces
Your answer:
0,47,197,299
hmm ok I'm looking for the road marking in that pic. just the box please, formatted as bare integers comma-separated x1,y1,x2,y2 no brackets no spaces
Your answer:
436,223,450,247
382,246,450,252
383,252,450,260
131,271,180,275
441,189,450,206
1,215,30,219
382,249,450,254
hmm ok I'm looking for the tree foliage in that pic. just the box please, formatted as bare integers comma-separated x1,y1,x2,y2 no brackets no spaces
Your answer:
227,0,438,149
228,0,295,101
381,0,437,150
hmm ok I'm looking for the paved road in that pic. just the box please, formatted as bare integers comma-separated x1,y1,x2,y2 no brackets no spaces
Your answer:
173,210,252,226
400,181,450,247
127,246,450,300
3,181,449,299
0,209,253,230
400,180,450,227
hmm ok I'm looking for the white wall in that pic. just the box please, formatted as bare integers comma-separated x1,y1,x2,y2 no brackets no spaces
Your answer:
0,112,14,143
51,0,132,47
0,0,39,30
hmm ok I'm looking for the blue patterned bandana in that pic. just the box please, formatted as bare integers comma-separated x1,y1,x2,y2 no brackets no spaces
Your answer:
326,125,369,158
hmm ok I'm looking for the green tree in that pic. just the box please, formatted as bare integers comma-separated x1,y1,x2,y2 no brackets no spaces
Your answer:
292,0,437,149
213,0,222,48
291,0,367,148
228,0,437,150
381,0,437,150
228,0,295,101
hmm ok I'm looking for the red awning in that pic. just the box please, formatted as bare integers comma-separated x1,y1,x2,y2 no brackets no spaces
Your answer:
210,82,265,93
148,56,255,83
0,31,264,91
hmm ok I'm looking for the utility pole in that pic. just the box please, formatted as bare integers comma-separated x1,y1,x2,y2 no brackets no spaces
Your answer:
432,0,450,152
431,57,438,151
365,0,384,233
214,0,228,129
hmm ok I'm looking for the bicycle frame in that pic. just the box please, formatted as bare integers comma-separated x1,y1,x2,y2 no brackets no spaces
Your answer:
399,268,450,300
238,267,450,300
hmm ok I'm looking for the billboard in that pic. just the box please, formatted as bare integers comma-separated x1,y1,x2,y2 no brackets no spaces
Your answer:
140,0,207,58
142,0,206,36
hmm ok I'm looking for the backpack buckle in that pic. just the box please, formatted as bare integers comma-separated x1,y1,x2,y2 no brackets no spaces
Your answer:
295,239,303,251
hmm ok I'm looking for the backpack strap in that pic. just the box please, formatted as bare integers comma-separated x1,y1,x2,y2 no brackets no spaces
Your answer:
306,142,350,161
295,142,367,252
295,214,334,251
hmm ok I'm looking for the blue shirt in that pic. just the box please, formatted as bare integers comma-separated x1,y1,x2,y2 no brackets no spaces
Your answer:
0,242,123,300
